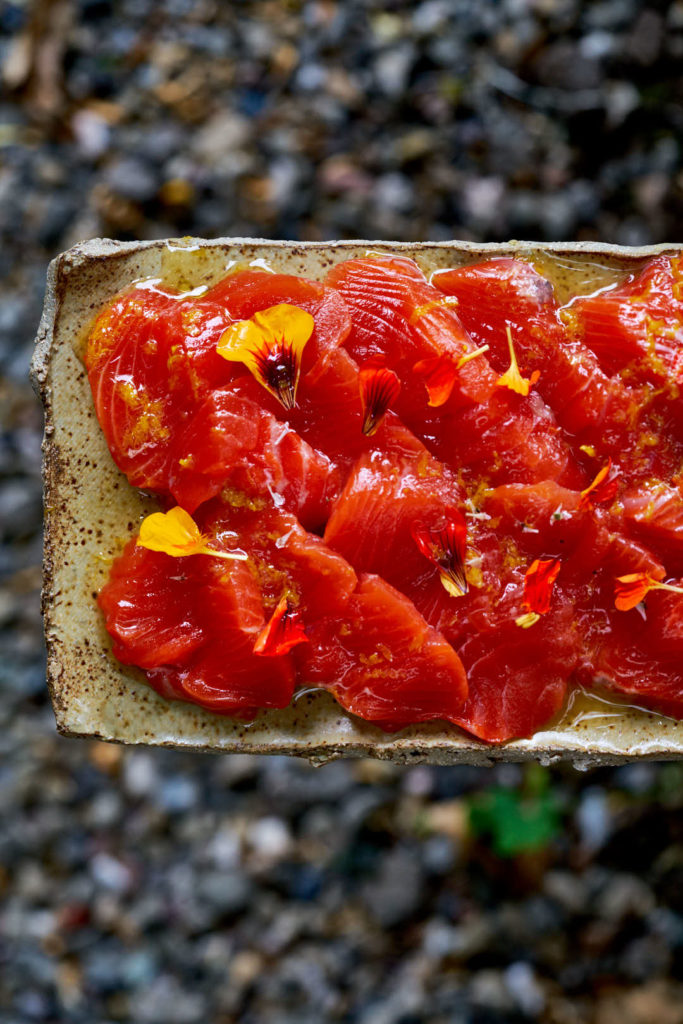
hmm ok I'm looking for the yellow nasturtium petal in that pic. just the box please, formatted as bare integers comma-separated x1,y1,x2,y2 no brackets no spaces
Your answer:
253,303,314,348
216,303,314,410
137,507,247,561
496,326,540,397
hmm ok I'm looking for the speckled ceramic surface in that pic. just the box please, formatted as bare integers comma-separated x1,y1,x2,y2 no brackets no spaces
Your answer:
31,237,683,766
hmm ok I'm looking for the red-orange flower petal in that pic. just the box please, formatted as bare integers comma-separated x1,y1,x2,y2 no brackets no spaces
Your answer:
253,595,309,656
579,458,619,510
411,508,468,597
614,573,651,611
413,345,489,407
359,359,401,436
413,354,458,407
522,557,561,615
614,572,683,611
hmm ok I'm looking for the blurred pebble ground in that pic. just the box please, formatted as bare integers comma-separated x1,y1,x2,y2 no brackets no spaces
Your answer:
2,0,683,1021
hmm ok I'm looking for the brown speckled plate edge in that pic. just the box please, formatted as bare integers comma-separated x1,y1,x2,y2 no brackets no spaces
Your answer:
30,236,683,767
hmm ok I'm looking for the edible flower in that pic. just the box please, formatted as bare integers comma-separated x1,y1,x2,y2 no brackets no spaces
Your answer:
137,506,247,561
496,326,540,396
359,359,401,436
253,595,309,656
411,508,468,597
413,346,489,407
614,572,683,611
515,557,561,628
578,458,619,510
216,303,314,410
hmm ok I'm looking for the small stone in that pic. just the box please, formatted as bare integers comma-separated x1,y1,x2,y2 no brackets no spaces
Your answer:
104,156,158,203
246,816,292,862
123,752,158,798
191,110,250,167
470,969,515,1012
159,178,195,207
422,834,456,874
132,975,206,1024
576,787,611,851
423,799,467,841
158,775,198,813
229,950,264,987
206,826,241,870
90,852,133,893
71,108,111,159
544,870,588,914
197,870,252,917
504,961,546,1017
374,44,414,98
597,873,655,923
363,845,425,927
374,172,414,213
402,765,433,796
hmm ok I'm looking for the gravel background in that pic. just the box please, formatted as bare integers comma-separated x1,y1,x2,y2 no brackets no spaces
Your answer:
2,1,683,1022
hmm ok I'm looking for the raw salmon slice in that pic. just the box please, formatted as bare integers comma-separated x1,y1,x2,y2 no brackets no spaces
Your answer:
86,271,351,495
324,454,578,742
585,578,683,719
324,446,464,605
296,573,468,730
431,257,618,431
452,610,575,743
231,345,426,480
197,501,359,622
86,285,186,492
148,558,295,716
169,387,341,530
327,254,494,415
568,254,683,383
99,540,295,715
98,540,206,669
621,483,683,574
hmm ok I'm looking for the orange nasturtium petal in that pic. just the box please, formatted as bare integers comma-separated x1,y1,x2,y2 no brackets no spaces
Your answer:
359,359,401,436
614,572,683,611
579,458,619,510
216,303,315,410
413,354,458,407
253,595,309,656
413,346,490,407
496,326,540,397
411,508,469,597
515,557,561,628
137,506,247,561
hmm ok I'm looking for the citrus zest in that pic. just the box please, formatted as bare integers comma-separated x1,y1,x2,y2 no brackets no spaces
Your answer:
409,295,459,322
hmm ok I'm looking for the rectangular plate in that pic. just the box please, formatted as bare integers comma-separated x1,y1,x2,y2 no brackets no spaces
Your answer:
31,237,683,767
